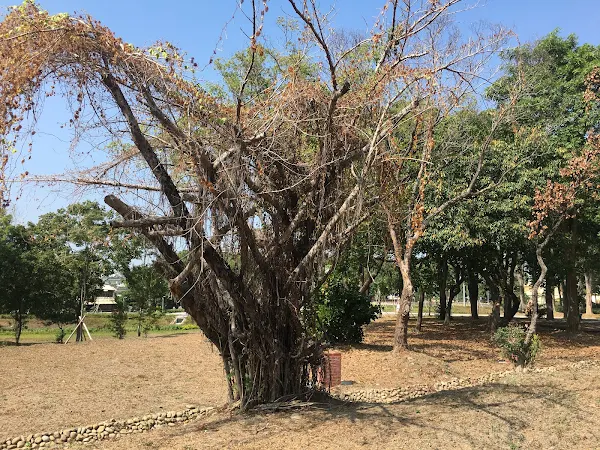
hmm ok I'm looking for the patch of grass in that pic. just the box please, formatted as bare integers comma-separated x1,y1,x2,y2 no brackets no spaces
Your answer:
0,323,201,345
373,302,493,315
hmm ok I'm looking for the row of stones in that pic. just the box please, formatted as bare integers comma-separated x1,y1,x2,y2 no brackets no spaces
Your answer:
0,405,214,450
332,359,600,404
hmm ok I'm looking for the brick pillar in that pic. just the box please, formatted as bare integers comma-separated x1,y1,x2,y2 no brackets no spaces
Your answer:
319,352,342,388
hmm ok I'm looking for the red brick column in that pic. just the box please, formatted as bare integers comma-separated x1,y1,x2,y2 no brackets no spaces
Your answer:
319,352,342,388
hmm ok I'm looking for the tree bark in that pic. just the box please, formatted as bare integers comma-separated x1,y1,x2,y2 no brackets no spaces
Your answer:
445,273,462,326
584,272,594,317
559,281,566,317
565,219,580,332
500,290,520,325
516,264,527,312
416,290,425,332
438,258,448,320
467,265,479,320
13,310,23,345
526,245,546,342
487,279,501,333
394,258,413,350
565,269,580,332
545,281,554,320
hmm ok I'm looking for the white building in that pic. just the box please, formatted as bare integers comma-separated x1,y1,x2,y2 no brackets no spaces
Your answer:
91,274,127,312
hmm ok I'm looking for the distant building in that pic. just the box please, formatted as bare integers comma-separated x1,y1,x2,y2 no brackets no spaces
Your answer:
90,274,127,312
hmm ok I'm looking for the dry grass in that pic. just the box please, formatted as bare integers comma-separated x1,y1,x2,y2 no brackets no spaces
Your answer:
1,317,599,449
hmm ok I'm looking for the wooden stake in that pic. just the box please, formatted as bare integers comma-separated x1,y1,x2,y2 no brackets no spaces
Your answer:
64,315,92,343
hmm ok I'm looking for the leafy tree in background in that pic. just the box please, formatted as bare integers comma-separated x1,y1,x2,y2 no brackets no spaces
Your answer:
0,212,80,343
110,296,127,339
489,32,600,332
35,201,114,340
0,214,35,344
123,264,168,337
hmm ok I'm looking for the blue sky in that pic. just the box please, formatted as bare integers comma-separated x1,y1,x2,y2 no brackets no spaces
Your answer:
3,0,600,223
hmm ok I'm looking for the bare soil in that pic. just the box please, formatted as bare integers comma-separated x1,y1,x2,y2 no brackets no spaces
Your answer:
0,333,226,441
334,316,600,392
89,364,600,449
1,316,599,448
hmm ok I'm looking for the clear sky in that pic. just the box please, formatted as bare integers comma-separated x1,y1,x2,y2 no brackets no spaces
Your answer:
3,0,600,223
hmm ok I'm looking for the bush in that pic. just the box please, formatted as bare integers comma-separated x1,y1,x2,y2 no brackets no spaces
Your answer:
492,324,540,368
315,281,381,344
54,326,66,344
109,297,127,339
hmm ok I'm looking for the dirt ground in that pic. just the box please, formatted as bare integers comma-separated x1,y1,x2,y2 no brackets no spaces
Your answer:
333,316,600,392
1,317,599,448
0,333,226,442
89,364,600,450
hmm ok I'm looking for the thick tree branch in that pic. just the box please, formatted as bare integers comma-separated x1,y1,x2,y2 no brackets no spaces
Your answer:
101,71,189,222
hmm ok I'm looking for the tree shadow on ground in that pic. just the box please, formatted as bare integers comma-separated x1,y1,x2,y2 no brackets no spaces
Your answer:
141,376,596,449
0,340,44,347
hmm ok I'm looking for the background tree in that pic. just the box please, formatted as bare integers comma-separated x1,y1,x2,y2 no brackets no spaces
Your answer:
110,296,127,339
489,33,600,333
123,264,168,336
0,214,35,344
35,201,113,339
0,212,80,343
383,100,518,349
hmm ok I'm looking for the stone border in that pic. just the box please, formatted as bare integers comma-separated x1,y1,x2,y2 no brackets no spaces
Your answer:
331,359,600,404
1,406,214,449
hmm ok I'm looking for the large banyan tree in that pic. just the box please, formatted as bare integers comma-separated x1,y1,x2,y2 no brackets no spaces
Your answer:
0,0,506,406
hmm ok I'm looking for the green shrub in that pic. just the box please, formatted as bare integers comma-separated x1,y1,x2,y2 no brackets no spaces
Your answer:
492,324,540,368
110,297,128,339
315,281,381,344
54,326,66,344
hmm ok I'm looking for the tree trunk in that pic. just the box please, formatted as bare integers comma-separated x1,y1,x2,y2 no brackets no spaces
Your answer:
559,281,566,317
487,280,501,333
76,296,84,342
416,290,425,332
565,219,580,332
503,286,511,318
179,280,318,408
565,269,580,332
500,290,520,325
516,264,527,312
445,278,461,327
438,258,448,320
13,310,23,345
394,258,413,351
584,272,594,317
545,281,554,320
467,265,479,320
489,301,501,334
526,245,546,342
444,295,453,327
565,272,578,329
